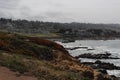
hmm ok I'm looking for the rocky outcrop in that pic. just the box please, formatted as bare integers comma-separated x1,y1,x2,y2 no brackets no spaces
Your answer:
95,60,120,70
82,60,120,70
75,52,120,59
0,32,117,80
61,39,75,43
66,46,88,50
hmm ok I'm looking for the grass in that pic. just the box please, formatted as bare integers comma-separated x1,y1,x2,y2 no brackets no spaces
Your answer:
0,35,54,60
0,32,110,80
0,52,28,73
17,33,60,38
0,51,93,80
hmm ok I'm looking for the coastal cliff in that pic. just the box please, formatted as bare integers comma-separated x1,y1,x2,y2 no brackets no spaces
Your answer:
0,32,117,80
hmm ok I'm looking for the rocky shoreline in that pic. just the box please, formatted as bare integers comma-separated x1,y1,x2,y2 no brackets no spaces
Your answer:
75,52,120,59
2,32,117,80
81,60,120,70
56,39,120,79
74,52,120,79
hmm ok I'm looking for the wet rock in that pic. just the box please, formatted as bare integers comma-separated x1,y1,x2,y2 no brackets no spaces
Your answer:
95,60,120,70
75,52,120,59
82,60,120,70
61,39,75,43
87,48,95,51
98,69,107,74
66,46,88,50
95,60,102,64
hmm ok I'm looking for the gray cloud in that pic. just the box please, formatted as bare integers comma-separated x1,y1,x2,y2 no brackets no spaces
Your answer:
0,0,19,9
0,0,120,23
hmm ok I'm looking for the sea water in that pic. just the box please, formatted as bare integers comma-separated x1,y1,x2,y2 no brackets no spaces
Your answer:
56,40,120,77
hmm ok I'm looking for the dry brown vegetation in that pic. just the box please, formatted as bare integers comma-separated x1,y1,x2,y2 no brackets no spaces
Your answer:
0,32,113,80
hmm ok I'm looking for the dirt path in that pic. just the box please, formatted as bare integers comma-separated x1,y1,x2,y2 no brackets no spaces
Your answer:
0,66,37,80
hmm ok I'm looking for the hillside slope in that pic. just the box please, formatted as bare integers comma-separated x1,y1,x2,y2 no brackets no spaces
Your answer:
0,18,120,39
0,32,116,80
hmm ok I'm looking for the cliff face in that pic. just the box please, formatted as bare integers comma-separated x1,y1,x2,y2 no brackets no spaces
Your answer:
0,32,115,80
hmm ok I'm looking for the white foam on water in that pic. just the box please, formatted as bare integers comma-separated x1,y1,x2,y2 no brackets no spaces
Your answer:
79,58,96,62
107,70,120,77
56,40,120,77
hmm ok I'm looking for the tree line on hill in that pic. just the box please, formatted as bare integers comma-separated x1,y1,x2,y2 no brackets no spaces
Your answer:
0,18,120,38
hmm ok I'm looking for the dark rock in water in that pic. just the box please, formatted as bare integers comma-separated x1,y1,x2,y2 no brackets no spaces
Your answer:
98,69,108,74
66,46,88,50
75,52,120,59
66,46,95,51
61,39,75,43
95,60,102,64
82,60,120,70
105,51,111,56
95,60,120,70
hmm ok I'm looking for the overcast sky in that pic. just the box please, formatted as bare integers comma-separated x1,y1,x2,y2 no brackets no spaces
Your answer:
0,0,120,23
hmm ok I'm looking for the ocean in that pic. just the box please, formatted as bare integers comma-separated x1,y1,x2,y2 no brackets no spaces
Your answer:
56,40,120,77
